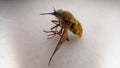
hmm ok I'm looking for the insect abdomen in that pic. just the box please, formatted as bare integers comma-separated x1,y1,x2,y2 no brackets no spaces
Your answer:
70,21,83,37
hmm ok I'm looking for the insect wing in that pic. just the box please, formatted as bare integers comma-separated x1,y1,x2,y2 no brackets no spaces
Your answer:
48,25,70,65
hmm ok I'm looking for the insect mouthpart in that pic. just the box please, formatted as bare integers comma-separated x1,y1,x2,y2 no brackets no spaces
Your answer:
40,12,54,15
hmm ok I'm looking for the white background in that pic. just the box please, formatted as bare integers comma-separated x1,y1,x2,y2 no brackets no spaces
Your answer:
0,0,120,68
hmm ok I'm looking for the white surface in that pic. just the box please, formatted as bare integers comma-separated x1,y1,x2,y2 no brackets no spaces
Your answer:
0,0,120,68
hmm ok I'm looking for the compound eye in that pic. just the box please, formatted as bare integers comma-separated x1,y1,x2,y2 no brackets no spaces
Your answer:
57,9,63,13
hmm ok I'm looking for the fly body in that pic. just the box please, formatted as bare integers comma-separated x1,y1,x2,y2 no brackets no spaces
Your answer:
40,8,83,66
57,10,83,37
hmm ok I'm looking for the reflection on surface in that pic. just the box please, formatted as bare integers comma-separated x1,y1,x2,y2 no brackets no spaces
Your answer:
0,17,18,68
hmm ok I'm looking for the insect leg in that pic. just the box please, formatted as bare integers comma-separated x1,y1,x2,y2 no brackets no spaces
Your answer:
57,27,70,41
43,25,60,39
43,30,57,39
51,20,59,25
51,24,60,30
43,22,61,39
48,24,70,65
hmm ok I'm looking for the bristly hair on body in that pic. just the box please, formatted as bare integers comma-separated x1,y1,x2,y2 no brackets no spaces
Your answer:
40,8,83,66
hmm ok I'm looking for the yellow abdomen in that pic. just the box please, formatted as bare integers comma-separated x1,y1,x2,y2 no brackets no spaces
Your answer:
69,21,83,38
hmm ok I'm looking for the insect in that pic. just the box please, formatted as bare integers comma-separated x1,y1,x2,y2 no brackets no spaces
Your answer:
40,8,83,66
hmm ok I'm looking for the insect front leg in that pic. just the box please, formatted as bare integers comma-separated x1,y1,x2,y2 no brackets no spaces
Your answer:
51,20,59,25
